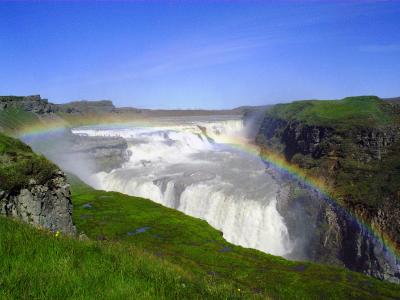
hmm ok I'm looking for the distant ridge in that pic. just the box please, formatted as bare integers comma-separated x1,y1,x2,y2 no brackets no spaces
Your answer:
0,95,256,117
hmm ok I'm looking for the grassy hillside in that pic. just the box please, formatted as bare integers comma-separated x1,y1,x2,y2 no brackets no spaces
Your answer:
0,132,57,193
1,174,399,299
262,96,400,207
0,108,41,134
67,176,400,299
268,96,395,129
0,216,242,300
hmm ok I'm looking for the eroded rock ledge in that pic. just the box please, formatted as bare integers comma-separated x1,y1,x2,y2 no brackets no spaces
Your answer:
0,133,76,235
0,171,76,235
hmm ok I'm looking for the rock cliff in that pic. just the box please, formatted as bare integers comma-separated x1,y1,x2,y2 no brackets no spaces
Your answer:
0,171,76,235
256,96,400,282
25,129,131,174
69,134,130,172
0,133,75,235
0,95,58,114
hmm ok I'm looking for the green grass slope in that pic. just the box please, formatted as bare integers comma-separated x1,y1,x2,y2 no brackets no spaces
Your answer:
1,178,399,300
0,216,242,300
67,176,400,299
0,108,40,134
0,133,57,193
268,96,395,129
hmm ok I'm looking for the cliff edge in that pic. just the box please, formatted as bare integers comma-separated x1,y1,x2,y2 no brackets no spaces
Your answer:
256,96,400,282
0,133,75,235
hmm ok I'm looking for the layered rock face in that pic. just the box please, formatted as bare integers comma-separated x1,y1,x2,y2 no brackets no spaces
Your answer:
356,128,398,161
0,133,76,235
69,134,130,172
256,115,400,282
23,128,130,176
0,171,76,235
275,183,400,282
0,95,118,116
0,95,58,114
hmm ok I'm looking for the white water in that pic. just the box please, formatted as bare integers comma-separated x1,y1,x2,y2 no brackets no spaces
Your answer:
72,116,293,256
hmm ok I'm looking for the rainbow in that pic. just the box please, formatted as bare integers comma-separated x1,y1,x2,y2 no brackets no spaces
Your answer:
14,115,400,263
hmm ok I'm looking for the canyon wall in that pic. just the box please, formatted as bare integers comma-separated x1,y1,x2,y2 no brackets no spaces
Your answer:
255,110,400,282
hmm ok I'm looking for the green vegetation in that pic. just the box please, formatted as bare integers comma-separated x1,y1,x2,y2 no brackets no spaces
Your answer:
0,216,242,300
264,96,400,207
1,174,399,299
67,176,400,299
1,99,400,298
0,108,40,134
268,96,395,129
335,139,400,206
0,132,57,193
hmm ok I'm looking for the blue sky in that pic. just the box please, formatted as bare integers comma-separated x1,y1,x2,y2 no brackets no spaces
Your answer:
1,1,400,109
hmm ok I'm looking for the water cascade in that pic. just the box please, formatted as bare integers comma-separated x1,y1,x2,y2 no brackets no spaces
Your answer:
72,116,293,256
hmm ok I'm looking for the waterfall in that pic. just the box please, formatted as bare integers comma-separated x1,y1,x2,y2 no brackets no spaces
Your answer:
72,116,293,256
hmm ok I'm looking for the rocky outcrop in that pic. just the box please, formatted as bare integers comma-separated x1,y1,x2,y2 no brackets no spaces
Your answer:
281,121,334,160
0,95,58,114
273,168,400,283
24,128,131,175
0,171,76,235
70,134,130,172
0,95,118,116
257,115,400,283
258,116,400,162
356,128,399,161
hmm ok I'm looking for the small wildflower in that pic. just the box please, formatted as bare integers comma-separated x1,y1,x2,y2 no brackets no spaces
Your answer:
55,231,60,237
237,288,241,292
